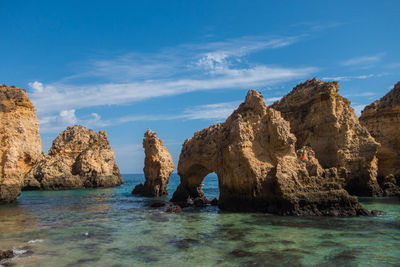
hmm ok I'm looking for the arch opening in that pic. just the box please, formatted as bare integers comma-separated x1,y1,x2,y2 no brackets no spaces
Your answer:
201,172,220,201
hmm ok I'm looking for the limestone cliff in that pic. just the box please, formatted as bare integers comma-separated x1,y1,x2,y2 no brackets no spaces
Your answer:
360,82,400,196
171,90,368,216
0,85,42,203
132,130,175,197
271,78,381,196
25,125,122,190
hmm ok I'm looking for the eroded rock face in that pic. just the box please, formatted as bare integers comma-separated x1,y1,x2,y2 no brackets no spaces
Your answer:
271,78,381,196
25,125,122,190
132,130,175,197
171,90,368,216
0,85,42,203
360,82,400,196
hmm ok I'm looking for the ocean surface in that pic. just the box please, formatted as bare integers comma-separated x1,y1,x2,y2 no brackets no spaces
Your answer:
0,174,399,267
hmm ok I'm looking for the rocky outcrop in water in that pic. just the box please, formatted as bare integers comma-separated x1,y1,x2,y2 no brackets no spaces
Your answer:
24,125,122,190
271,78,381,196
0,85,42,203
0,249,14,260
132,130,175,197
360,82,400,196
171,90,368,216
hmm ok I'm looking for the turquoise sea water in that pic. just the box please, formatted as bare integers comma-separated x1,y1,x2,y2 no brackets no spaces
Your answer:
0,174,399,266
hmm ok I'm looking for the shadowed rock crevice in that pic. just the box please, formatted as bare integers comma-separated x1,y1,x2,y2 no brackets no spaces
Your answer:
271,78,381,197
171,89,368,216
132,130,175,197
24,125,122,190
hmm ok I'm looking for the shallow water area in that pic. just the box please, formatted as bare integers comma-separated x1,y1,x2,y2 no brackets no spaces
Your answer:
0,174,399,266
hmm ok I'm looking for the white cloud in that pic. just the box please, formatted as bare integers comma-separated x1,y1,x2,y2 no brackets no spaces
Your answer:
322,74,375,82
39,110,105,133
29,35,315,114
182,101,241,120
30,65,315,116
341,54,384,66
290,21,344,32
344,92,376,97
265,96,282,104
35,92,284,134
28,81,44,93
59,109,77,124
353,104,366,117
27,35,317,132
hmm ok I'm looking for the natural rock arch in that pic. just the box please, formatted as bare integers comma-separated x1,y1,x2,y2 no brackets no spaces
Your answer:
171,90,368,216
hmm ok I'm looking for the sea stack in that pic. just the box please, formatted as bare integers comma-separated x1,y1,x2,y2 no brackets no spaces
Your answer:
271,78,381,196
132,130,175,197
0,85,42,203
171,90,368,216
24,125,123,190
360,82,400,196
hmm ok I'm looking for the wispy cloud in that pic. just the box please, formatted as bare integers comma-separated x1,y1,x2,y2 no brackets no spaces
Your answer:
29,35,317,132
39,110,105,133
31,64,313,116
341,53,384,67
353,104,366,117
290,21,344,32
322,74,375,81
182,101,241,120
344,92,376,97
39,96,285,133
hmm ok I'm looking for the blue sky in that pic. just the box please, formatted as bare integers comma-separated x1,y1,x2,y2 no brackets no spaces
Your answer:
1,1,399,173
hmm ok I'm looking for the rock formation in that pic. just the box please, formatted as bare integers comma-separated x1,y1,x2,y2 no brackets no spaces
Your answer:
0,249,14,260
0,85,42,203
271,78,381,196
132,130,175,197
24,125,122,190
360,82,400,196
171,90,369,216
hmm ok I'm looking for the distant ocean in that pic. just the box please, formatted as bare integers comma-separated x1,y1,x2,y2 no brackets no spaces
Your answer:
0,174,399,266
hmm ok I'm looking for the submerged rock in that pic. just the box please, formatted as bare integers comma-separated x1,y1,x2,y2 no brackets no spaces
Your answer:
166,205,182,213
171,90,368,216
360,82,400,196
210,198,219,206
271,78,381,196
370,210,386,216
0,249,14,260
24,125,122,190
0,85,42,203
150,201,167,208
132,130,174,197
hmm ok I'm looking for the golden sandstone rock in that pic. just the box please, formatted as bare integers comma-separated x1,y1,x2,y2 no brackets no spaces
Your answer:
0,85,42,203
271,78,381,196
360,82,400,196
132,129,175,197
2,79,397,216
25,125,122,190
171,90,368,216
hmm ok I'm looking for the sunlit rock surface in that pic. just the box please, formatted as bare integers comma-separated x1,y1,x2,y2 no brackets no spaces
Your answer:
271,78,381,196
360,82,400,196
25,125,122,190
0,85,42,203
132,129,175,197
171,90,368,216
